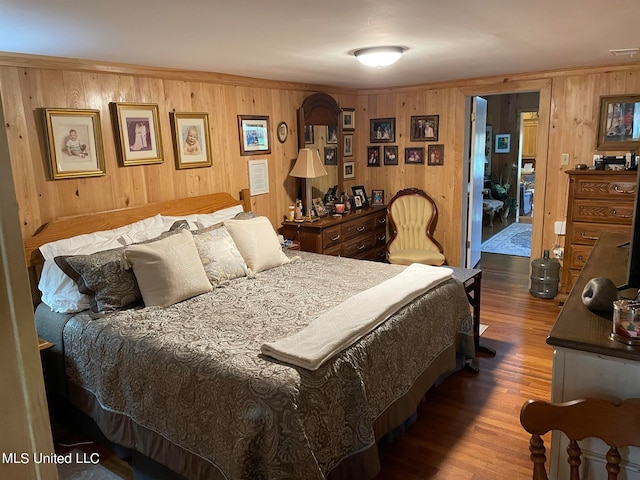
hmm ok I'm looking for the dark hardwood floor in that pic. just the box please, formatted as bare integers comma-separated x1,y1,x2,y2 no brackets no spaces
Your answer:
52,252,559,480
375,252,558,480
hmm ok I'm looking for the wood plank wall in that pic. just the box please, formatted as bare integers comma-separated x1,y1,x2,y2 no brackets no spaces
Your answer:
2,52,640,267
0,53,356,240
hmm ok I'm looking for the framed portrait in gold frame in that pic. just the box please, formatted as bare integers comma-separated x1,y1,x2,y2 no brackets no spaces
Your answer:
170,112,212,169
43,108,106,179
111,102,163,166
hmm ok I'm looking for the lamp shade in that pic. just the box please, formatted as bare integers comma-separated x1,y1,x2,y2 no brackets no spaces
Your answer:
354,47,404,68
290,148,328,179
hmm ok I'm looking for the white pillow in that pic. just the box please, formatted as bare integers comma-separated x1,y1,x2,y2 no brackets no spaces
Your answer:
124,229,212,307
161,214,199,230
224,216,290,274
196,205,244,228
38,214,165,313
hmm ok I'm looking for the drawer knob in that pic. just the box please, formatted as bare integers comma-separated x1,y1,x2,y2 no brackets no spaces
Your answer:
613,184,636,194
330,234,341,241
378,218,386,224
610,208,632,218
580,232,599,241
356,225,366,232
357,244,366,250
377,234,386,241
577,255,584,261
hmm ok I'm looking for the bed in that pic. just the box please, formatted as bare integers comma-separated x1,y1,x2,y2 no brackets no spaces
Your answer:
25,189,475,480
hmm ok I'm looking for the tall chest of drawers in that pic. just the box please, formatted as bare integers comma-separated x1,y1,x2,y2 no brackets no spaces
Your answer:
280,205,387,261
560,170,636,294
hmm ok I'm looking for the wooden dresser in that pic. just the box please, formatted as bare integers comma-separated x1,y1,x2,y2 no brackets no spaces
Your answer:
280,205,387,261
560,170,636,294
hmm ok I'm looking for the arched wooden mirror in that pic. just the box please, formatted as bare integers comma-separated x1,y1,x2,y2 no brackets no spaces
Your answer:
297,93,342,203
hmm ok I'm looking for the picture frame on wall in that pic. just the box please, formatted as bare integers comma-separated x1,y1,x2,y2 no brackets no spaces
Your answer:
370,117,395,143
367,146,381,166
43,108,106,179
238,115,271,155
495,133,510,153
404,147,424,164
112,102,163,166
248,158,269,196
343,160,355,179
485,125,493,176
410,115,439,141
324,146,338,165
343,134,353,157
342,108,355,131
304,125,314,144
596,94,640,151
427,144,444,166
327,125,338,144
384,145,398,165
170,112,212,169
276,121,288,143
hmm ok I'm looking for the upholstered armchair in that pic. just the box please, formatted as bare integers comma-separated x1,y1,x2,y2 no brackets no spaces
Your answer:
386,188,446,266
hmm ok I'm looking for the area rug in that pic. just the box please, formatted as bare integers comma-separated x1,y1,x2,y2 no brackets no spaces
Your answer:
481,222,532,257
57,449,123,480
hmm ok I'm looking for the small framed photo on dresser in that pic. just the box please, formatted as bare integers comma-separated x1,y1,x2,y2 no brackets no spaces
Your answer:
371,189,385,205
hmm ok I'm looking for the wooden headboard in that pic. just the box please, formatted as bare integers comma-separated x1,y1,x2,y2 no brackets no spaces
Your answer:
23,188,251,269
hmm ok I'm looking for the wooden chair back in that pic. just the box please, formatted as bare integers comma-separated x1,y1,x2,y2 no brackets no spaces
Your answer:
520,398,640,480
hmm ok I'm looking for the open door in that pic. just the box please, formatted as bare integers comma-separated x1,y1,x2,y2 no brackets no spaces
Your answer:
466,96,487,268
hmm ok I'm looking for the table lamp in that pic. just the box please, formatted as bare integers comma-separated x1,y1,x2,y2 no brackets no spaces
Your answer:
289,148,328,219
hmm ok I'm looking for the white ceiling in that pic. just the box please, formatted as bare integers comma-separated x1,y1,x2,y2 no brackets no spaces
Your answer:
1,0,639,89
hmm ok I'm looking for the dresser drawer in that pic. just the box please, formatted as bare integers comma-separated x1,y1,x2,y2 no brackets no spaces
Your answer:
322,225,343,249
343,216,375,240
573,175,637,199
567,244,592,270
571,199,635,224
323,244,342,256
567,222,632,245
374,211,388,230
565,268,582,294
374,229,387,247
342,233,376,258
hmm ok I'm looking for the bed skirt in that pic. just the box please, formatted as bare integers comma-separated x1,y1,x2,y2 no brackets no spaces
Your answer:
67,343,459,480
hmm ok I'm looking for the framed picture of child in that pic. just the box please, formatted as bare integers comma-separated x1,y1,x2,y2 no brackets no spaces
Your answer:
43,108,106,179
111,102,164,166
170,112,213,169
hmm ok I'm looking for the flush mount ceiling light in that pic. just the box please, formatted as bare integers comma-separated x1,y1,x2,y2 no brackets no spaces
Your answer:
354,46,405,68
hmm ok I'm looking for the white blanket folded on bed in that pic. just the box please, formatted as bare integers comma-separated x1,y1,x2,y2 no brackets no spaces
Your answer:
261,263,453,371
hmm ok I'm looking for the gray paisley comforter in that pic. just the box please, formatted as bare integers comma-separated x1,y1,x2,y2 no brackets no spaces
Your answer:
63,252,473,479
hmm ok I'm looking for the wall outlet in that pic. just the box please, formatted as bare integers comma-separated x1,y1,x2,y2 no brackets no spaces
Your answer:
561,153,570,166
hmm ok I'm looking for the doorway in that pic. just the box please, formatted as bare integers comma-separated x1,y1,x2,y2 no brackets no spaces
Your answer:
480,94,539,258
461,82,549,271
